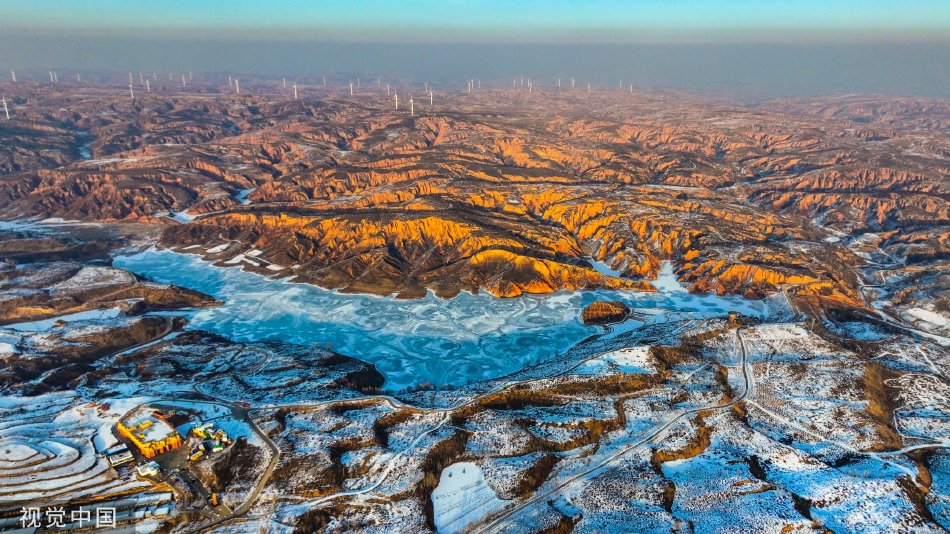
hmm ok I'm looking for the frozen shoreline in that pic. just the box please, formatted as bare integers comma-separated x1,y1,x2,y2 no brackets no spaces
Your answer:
114,248,768,390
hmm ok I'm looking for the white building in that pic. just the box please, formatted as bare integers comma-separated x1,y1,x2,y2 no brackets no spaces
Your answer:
136,461,161,477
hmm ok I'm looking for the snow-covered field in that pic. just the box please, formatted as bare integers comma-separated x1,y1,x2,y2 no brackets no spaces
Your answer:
431,462,509,533
4,221,948,533
907,307,950,335
0,393,155,510
573,346,657,375
5,307,122,332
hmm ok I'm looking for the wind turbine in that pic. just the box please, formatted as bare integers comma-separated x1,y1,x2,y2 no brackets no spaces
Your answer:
2,96,9,120
387,83,390,95
283,77,286,88
228,75,232,88
350,82,353,96
146,79,151,92
76,73,81,82
9,71,15,83
571,77,575,89
54,72,58,82
409,96,414,116
293,83,298,100
49,71,54,83
181,74,186,88
587,83,591,93
139,72,144,85
188,71,192,80
394,93,398,111
477,80,481,89
429,91,433,106
129,83,134,99
129,72,133,84
323,75,326,86
235,78,240,94
424,82,428,93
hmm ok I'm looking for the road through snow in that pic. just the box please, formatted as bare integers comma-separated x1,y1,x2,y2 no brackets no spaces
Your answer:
472,327,752,533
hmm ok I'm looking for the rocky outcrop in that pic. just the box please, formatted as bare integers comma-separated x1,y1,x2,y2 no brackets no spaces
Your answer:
3,86,944,305
0,261,218,325
581,301,631,325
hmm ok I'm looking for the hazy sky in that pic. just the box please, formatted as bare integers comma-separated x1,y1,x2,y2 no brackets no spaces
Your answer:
2,1,948,97
5,0,949,41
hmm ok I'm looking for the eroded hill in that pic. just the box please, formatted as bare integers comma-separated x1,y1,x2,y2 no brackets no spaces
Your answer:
0,85,946,312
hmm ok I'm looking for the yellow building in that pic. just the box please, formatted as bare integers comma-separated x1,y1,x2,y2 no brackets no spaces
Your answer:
117,410,182,459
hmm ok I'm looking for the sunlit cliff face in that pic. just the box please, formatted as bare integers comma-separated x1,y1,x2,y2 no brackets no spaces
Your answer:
0,87,946,309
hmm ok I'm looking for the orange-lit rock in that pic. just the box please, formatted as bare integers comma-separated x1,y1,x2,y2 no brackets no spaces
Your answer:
581,301,631,325
2,87,942,307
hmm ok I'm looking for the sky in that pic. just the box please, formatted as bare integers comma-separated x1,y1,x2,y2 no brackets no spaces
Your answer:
1,1,948,97
4,0,949,42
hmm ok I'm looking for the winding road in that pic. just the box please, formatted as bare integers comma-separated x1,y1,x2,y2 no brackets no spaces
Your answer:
184,388,281,532
189,318,703,527
473,327,750,533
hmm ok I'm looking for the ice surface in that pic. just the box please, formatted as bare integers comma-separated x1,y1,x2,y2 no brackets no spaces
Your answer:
588,259,623,278
0,220,33,232
171,210,198,223
235,188,256,205
115,249,767,390
651,262,689,293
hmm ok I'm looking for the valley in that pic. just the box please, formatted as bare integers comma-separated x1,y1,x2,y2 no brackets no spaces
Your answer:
0,80,947,533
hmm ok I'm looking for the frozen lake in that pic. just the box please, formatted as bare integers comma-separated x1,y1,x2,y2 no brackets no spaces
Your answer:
115,249,767,390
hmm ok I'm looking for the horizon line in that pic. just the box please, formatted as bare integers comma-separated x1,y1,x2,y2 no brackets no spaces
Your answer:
3,25,949,45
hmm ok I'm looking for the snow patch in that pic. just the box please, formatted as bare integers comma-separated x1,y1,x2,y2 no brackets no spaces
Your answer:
576,346,656,375
908,308,949,328
431,462,509,533
5,307,122,332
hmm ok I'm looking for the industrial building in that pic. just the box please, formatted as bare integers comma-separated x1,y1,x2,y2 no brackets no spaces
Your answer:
117,408,183,459
107,445,134,467
187,422,232,462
